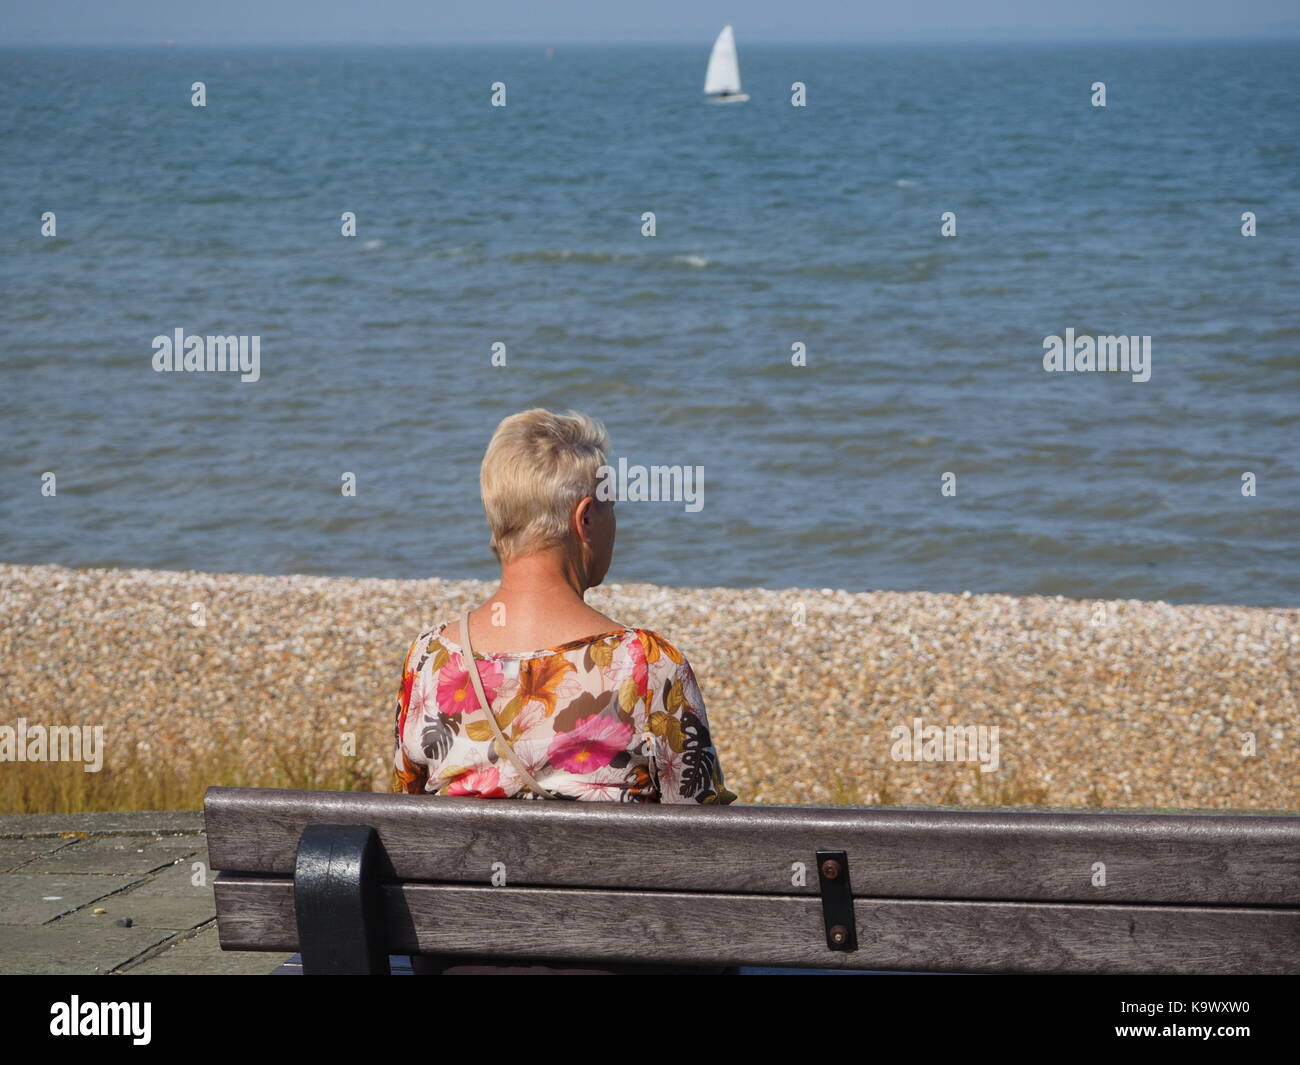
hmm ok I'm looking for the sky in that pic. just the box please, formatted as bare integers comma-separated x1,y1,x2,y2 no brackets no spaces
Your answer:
3,0,1298,45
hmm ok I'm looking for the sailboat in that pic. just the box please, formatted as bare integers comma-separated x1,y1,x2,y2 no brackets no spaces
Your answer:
703,25,749,103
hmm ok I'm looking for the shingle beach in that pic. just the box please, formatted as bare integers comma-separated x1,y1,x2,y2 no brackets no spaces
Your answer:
1,563,1295,812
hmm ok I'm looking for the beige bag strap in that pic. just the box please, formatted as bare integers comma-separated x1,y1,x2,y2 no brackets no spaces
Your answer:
460,613,558,800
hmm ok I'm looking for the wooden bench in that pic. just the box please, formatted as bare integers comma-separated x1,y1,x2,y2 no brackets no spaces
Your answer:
203,786,1300,974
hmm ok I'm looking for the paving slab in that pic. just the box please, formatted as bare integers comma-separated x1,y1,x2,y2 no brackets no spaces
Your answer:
61,893,217,932
124,925,286,976
0,923,176,974
24,836,201,875
0,838,79,872
0,811,294,974
146,834,210,852
0,873,141,923
123,855,213,898
0,810,204,837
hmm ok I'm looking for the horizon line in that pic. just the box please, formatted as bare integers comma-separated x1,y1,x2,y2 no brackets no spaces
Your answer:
5,32,1300,48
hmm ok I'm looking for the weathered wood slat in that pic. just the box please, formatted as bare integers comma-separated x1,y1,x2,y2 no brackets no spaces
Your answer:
203,787,1300,905
213,875,1300,974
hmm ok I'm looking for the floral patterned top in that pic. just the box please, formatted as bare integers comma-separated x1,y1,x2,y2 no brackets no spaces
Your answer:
392,622,738,804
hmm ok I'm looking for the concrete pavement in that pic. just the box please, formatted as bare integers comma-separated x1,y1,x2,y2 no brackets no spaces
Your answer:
0,810,292,975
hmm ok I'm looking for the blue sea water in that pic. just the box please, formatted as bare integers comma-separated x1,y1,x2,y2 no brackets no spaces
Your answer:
1,43,1296,605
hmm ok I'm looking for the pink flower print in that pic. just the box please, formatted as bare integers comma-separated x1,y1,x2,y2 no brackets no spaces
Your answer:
573,767,627,800
446,765,507,798
554,673,586,706
653,747,682,797
437,654,504,716
628,634,648,694
506,731,551,776
548,714,635,774
600,647,635,688
511,700,546,738
408,670,437,720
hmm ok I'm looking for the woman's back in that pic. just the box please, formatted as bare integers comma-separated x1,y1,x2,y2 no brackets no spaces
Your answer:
393,621,737,804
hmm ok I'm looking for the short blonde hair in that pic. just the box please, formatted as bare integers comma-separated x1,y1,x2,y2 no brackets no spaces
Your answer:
480,408,610,562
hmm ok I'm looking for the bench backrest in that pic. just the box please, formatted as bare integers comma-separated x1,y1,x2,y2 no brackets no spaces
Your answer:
204,786,1300,974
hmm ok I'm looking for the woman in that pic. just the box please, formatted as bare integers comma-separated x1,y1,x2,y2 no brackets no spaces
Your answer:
392,409,738,973
393,408,737,805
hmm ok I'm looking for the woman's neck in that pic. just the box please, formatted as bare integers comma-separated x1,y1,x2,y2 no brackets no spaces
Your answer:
496,546,588,603
464,546,619,652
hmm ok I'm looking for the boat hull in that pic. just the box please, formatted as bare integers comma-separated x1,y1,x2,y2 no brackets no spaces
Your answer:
705,93,750,104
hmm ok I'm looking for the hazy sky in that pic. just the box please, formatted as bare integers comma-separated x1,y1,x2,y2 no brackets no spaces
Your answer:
4,0,1298,45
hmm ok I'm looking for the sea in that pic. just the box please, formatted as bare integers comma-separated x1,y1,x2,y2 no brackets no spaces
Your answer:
1,42,1297,606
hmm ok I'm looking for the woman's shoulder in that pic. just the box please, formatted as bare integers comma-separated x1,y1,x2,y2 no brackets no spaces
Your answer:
629,628,691,670
402,625,447,669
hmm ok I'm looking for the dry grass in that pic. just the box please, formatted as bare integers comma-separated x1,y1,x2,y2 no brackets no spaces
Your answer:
0,740,376,815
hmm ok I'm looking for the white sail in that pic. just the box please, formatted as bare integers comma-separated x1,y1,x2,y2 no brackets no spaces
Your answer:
703,25,742,96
